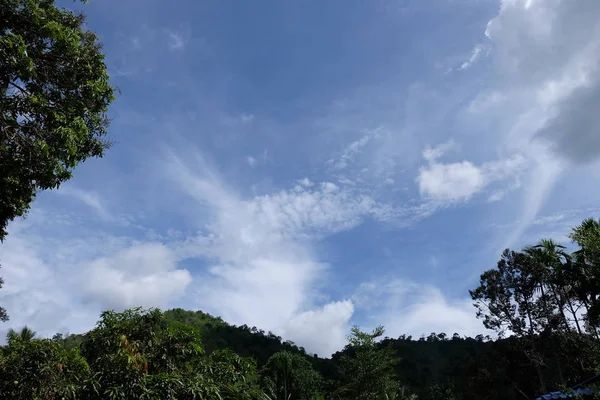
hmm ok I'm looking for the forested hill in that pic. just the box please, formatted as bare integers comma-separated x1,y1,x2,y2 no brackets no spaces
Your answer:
160,308,600,399
163,308,318,365
47,307,600,398
4,305,600,399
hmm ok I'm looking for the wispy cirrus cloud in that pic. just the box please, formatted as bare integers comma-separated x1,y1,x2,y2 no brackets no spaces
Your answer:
458,43,488,71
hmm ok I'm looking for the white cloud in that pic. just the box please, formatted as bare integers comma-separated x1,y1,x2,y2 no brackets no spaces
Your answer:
422,140,457,162
472,0,600,243
0,225,72,340
485,0,600,163
330,130,381,170
247,182,394,236
240,113,255,124
487,191,505,203
297,178,314,187
277,300,354,357
417,161,484,202
459,44,486,71
80,242,191,310
467,91,508,114
0,210,194,342
503,147,564,248
57,187,109,219
167,31,185,51
246,156,257,167
417,143,526,202
354,280,483,339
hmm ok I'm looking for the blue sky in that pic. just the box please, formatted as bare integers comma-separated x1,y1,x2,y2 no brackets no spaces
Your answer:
2,0,600,356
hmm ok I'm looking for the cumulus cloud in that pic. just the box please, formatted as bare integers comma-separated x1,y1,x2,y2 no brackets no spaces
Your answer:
0,211,194,342
277,300,354,357
417,161,484,202
416,145,525,202
81,243,191,310
0,224,74,340
353,280,483,339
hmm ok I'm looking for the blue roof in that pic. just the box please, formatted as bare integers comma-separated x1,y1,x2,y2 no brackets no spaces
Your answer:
536,388,594,399
535,375,600,400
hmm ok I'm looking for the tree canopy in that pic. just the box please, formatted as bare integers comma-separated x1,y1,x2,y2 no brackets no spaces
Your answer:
0,0,115,241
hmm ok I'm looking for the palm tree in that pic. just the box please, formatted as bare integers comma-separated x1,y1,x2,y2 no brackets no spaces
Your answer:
261,352,295,400
570,218,600,261
570,218,600,335
6,326,36,344
524,240,571,332
525,239,577,387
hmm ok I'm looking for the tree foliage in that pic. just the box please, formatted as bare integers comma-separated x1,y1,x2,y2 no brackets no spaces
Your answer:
470,221,600,397
261,351,323,400
333,326,403,400
0,0,115,241
0,308,262,399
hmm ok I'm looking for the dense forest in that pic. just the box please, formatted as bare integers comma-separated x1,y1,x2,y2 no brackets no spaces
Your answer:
2,0,600,399
2,216,600,399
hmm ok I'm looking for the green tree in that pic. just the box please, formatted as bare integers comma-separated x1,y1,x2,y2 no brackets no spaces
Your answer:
80,307,223,399
335,326,400,400
570,218,600,261
0,329,92,399
208,348,263,399
470,251,527,337
0,0,115,241
570,218,600,333
470,250,550,392
524,240,572,333
261,351,322,400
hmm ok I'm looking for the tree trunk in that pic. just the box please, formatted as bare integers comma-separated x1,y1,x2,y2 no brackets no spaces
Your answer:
582,298,600,339
565,296,582,335
524,296,547,394
550,284,571,332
